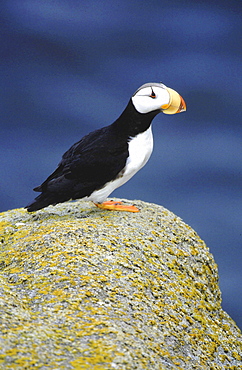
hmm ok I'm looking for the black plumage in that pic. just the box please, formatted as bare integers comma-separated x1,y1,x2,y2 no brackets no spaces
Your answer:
26,82,186,212
25,99,159,212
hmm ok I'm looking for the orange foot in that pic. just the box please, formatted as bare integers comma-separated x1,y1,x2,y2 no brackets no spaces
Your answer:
94,201,139,213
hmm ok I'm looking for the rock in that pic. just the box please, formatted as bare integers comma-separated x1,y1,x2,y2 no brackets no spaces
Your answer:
0,199,241,370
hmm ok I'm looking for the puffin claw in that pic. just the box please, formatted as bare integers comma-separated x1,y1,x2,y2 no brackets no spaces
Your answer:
94,201,139,213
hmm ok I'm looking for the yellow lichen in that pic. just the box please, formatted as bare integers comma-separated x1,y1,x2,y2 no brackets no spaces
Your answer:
0,200,241,370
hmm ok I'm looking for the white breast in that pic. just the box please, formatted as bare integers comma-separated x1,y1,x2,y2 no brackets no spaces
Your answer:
124,125,154,178
88,126,153,203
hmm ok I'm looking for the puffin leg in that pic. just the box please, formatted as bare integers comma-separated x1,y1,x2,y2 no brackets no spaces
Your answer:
94,201,139,213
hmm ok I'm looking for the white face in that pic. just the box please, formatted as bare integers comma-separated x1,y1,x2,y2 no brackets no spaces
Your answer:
131,83,170,114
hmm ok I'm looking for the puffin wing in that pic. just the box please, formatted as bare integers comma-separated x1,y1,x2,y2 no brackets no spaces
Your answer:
34,126,128,196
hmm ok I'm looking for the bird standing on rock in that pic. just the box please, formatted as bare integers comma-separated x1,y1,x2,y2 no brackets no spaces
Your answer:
26,82,186,213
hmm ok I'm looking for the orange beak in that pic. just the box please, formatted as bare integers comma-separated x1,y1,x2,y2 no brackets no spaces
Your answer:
177,95,186,113
162,87,187,115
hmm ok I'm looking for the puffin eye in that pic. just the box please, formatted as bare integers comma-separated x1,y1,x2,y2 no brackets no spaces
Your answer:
150,88,156,99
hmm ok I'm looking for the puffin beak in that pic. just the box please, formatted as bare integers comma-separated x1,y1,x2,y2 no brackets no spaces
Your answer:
162,87,186,115
177,95,186,113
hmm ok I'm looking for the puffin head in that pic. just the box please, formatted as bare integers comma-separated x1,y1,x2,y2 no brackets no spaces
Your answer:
131,82,186,115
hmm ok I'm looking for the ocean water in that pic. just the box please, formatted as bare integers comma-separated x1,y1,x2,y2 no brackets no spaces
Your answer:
1,0,242,329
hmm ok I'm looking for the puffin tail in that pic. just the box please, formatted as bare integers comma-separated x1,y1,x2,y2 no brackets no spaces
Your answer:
25,193,56,212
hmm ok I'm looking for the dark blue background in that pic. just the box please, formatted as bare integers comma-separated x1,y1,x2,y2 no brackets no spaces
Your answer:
1,1,242,329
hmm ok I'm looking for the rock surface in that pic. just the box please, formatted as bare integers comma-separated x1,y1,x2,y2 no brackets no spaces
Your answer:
0,199,241,370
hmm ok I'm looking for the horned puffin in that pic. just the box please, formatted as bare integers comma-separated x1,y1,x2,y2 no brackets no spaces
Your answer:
26,82,186,213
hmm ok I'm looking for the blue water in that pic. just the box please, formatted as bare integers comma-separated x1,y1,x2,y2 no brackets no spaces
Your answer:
1,0,242,329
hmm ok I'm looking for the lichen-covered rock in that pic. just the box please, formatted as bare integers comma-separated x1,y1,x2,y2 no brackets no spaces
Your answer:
0,199,241,370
